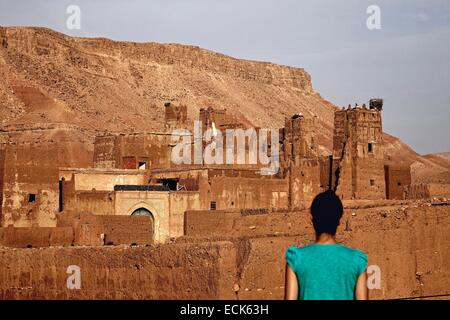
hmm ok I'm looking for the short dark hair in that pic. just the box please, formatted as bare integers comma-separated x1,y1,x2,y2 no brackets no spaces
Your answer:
310,190,344,236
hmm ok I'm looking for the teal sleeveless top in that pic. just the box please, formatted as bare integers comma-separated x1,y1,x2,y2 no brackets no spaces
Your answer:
286,244,368,300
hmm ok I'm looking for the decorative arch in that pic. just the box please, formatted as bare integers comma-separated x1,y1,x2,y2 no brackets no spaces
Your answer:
131,207,153,217
127,202,161,243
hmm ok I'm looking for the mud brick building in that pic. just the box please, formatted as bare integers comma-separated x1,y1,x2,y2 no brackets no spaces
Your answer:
93,133,175,170
0,27,448,300
0,101,420,244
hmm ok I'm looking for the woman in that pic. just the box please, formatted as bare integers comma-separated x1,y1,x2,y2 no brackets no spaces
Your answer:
284,190,368,300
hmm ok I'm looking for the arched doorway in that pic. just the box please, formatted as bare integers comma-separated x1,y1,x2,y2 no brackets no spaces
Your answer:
131,208,155,242
131,207,152,217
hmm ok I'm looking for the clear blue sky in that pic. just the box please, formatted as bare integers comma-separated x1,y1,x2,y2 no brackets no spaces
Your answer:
1,0,449,154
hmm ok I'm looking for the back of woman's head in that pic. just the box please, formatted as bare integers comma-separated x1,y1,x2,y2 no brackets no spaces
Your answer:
310,190,344,236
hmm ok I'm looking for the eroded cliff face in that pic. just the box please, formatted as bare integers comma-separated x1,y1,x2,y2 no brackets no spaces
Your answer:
0,27,330,138
0,26,448,181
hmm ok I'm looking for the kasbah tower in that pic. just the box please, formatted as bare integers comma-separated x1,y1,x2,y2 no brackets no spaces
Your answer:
333,99,385,200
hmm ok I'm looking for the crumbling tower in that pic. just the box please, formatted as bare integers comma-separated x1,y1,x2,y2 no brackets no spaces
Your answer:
199,106,243,132
164,102,187,130
333,99,386,199
283,113,317,165
282,113,320,209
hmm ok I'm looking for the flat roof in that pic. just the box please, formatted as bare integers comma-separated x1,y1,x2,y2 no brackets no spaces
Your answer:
59,167,148,175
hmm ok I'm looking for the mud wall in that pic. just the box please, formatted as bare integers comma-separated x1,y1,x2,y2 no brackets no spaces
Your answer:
289,159,321,209
1,143,59,227
0,141,93,228
0,214,154,248
60,170,148,215
234,205,449,300
153,168,290,211
209,176,288,210
0,242,236,299
66,191,115,215
70,171,148,192
428,184,450,199
384,165,411,200
0,227,74,247
184,204,450,300
1,203,448,300
94,134,172,170
169,191,202,238
406,183,450,200
93,135,119,169
0,147,5,219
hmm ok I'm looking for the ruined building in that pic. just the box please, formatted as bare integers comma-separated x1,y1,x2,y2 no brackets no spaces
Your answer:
282,113,321,209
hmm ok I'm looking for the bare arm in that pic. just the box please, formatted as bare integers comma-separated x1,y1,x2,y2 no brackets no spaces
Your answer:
355,271,368,300
284,263,299,300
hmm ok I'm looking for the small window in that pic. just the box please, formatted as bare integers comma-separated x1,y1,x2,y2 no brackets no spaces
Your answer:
397,182,402,186
370,179,375,186
138,161,147,170
368,143,373,153
28,194,37,203
210,201,217,210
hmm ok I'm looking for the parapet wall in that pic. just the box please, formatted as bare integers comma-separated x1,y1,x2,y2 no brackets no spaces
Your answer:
406,183,450,200
0,203,449,300
186,203,450,300
0,242,236,299
0,213,154,248
0,227,74,247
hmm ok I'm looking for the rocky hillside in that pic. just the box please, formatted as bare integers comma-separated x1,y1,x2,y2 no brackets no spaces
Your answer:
0,26,448,182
